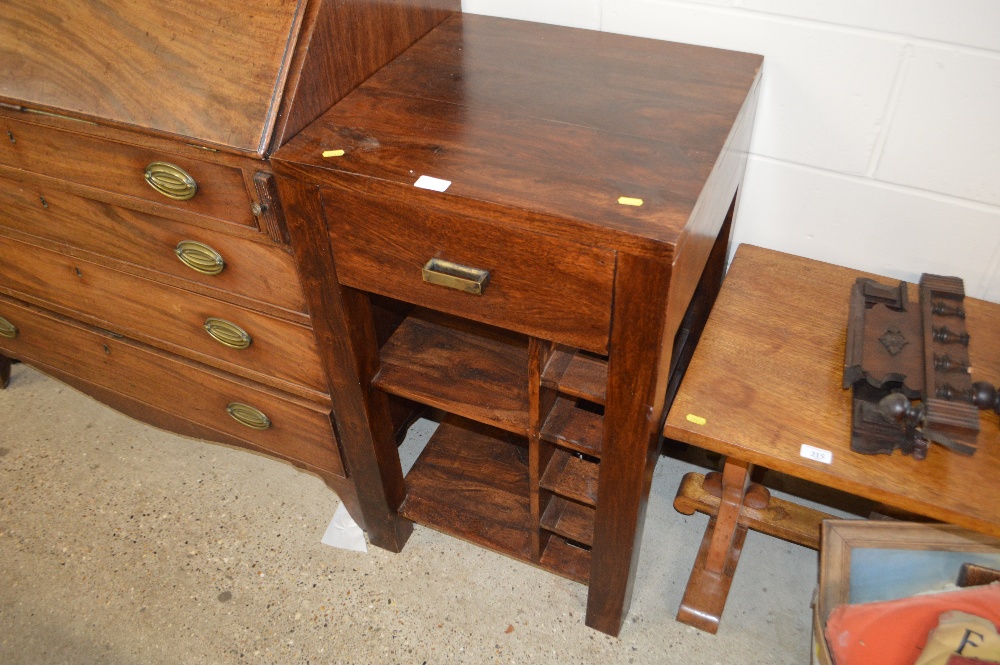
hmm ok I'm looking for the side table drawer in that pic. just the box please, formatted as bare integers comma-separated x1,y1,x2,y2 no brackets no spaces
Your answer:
0,117,255,227
321,184,616,353
0,234,326,396
0,175,307,314
0,295,344,477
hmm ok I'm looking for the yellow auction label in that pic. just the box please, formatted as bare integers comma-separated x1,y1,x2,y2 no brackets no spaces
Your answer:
618,196,644,206
322,149,345,158
686,414,707,426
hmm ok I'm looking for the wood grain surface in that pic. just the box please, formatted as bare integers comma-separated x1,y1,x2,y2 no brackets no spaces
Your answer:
319,179,616,353
0,174,308,317
273,13,762,256
0,234,326,399
0,0,302,152
664,245,1000,537
0,293,344,476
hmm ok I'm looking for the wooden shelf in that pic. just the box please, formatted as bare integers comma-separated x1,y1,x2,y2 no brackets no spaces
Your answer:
540,396,604,458
540,448,598,506
542,347,607,405
541,496,596,547
374,310,530,435
540,534,591,584
400,415,533,561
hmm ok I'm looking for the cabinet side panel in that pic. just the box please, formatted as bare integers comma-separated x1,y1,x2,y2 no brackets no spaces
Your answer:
270,0,459,152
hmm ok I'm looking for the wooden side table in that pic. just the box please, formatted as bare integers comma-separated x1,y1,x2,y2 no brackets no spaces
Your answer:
273,14,762,635
664,245,1000,633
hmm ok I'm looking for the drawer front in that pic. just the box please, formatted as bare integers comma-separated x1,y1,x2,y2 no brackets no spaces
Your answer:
0,234,326,396
0,175,307,314
321,187,616,353
0,117,255,227
0,296,344,477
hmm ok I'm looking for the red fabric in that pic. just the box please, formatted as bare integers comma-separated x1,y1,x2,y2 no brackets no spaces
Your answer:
825,583,1000,665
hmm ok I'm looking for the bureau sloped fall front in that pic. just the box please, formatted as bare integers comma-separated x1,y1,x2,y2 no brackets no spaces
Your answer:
272,14,762,636
0,0,459,546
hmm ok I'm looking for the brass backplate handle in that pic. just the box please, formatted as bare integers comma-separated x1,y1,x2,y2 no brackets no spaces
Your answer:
175,240,225,276
422,258,490,295
226,402,271,430
0,315,17,339
145,161,198,200
204,317,252,350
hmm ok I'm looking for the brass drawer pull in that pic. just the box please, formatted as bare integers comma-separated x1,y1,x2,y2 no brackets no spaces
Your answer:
0,315,17,339
422,258,490,295
204,317,252,350
145,161,198,200
226,402,271,430
175,240,225,275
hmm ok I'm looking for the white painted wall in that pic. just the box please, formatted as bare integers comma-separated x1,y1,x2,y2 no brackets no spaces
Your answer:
462,0,1000,302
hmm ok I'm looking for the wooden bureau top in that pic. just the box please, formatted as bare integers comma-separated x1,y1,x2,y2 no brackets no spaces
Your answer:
0,0,456,156
273,14,763,254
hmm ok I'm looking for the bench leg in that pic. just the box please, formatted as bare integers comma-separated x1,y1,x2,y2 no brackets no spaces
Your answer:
676,457,753,633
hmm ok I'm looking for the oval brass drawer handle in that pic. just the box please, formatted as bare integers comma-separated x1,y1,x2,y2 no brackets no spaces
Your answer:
422,258,490,295
175,240,225,276
204,317,252,350
0,315,18,339
145,161,198,201
226,402,271,430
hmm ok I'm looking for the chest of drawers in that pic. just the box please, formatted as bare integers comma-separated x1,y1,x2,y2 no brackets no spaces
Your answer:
273,14,762,634
0,0,458,540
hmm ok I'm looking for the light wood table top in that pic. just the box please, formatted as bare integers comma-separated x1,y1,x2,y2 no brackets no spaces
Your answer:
665,243,1000,537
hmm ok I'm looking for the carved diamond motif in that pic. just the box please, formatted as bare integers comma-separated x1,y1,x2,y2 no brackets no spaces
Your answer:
880,327,908,356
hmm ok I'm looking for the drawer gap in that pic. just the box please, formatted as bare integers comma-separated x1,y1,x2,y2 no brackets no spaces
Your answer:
539,534,591,584
541,346,608,405
540,496,596,547
540,396,604,458
540,448,599,506
374,309,530,435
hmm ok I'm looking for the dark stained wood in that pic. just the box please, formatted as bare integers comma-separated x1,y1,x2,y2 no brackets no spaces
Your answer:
0,353,9,389
274,14,763,256
0,0,458,155
540,497,596,547
0,117,255,226
270,0,459,152
665,245,1000,632
399,415,533,560
542,348,608,406
665,198,734,408
0,293,345,476
0,233,327,399
540,449,599,506
319,180,616,353
587,254,674,636
272,14,763,636
251,171,290,244
373,311,530,434
539,535,591,584
0,174,308,319
540,397,604,459
276,175,412,552
528,337,558,561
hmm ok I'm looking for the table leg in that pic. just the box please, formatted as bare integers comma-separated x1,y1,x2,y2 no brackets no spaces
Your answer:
677,457,753,633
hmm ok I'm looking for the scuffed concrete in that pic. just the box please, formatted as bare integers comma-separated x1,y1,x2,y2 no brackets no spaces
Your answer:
1,364,823,664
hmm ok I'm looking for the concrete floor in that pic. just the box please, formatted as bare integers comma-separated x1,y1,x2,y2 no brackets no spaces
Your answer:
1,363,834,664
